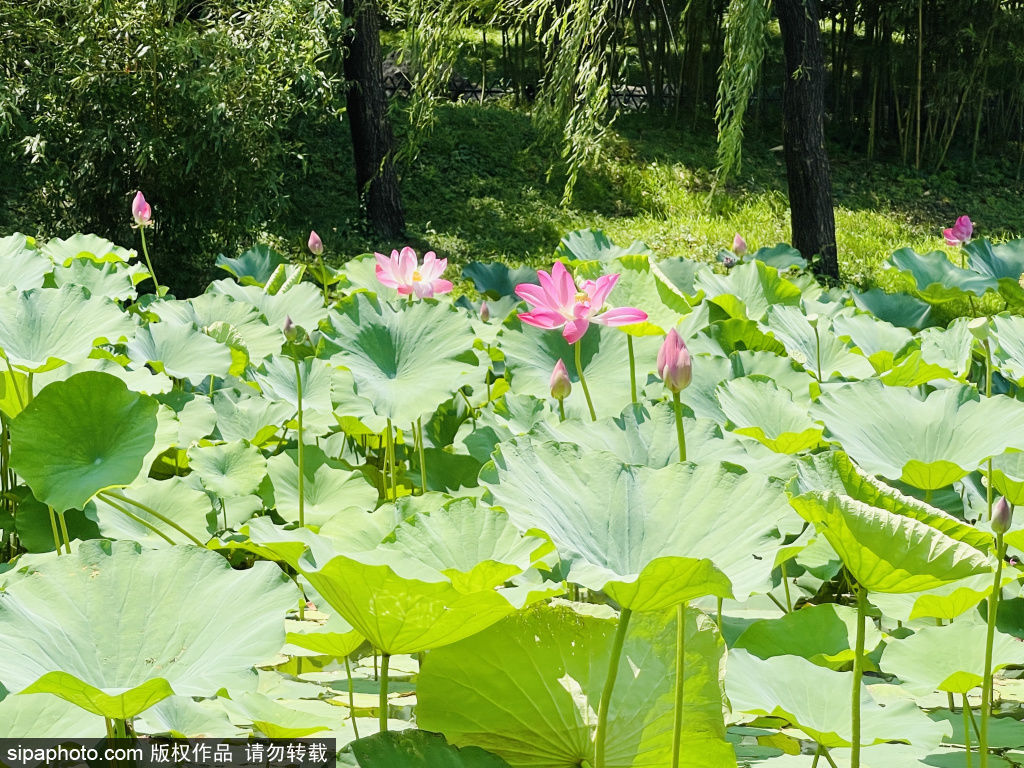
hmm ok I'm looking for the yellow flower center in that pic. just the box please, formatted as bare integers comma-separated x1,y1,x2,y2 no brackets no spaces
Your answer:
575,291,589,303
413,270,422,282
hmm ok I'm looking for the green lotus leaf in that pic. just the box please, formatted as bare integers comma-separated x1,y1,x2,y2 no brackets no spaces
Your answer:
216,244,288,287
850,288,934,331
33,356,174,397
918,318,972,378
127,322,233,385
0,284,134,372
716,377,823,454
733,603,882,670
0,541,297,719
462,262,540,299
869,571,1005,623
10,372,160,512
212,389,294,445
54,259,135,302
887,248,998,302
151,293,285,362
604,254,690,335
667,352,733,423
880,621,1024,696
654,257,706,306
0,368,30,418
207,277,328,330
878,350,958,387
253,355,334,414
557,227,653,264
323,293,479,423
501,319,660,421
832,313,914,372
0,233,53,291
695,260,802,321
741,242,806,271
206,322,250,376
265,445,378,525
188,439,267,499
990,314,1024,384
247,499,557,654
484,440,798,609
966,238,1024,307
790,491,994,593
222,692,341,737
41,233,133,265
285,612,364,659
12,489,100,552
347,730,513,768
134,696,243,738
694,318,786,356
765,305,875,380
726,649,948,749
86,475,215,547
732,350,818,405
418,603,735,768
814,381,1024,489
0,690,105,737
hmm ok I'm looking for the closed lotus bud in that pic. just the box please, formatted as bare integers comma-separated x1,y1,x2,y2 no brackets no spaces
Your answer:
132,191,152,227
993,496,1013,535
658,329,692,393
283,315,297,342
308,230,324,256
968,317,989,342
480,301,490,323
550,359,572,400
732,234,747,257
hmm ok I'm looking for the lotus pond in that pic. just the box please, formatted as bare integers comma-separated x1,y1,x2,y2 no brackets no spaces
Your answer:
5,219,1024,768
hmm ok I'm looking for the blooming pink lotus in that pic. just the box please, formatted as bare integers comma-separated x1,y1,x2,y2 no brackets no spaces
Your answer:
375,247,453,299
515,262,648,343
132,191,152,227
944,216,973,247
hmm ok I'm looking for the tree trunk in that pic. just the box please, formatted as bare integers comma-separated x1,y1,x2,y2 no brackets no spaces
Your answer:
775,0,839,282
342,0,405,240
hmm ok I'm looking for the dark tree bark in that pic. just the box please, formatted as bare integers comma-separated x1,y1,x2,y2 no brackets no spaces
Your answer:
775,0,839,281
342,0,405,240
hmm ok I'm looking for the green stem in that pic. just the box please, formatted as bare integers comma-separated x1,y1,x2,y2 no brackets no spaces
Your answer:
293,358,305,527
985,339,993,398
101,491,204,546
964,693,974,768
781,559,793,612
97,495,177,546
48,505,63,555
317,254,329,305
813,325,823,383
670,603,687,768
558,397,566,422
672,392,686,462
113,717,128,739
852,581,867,768
574,341,597,421
417,417,427,495
345,656,360,740
379,652,390,733
988,458,994,522
979,533,1005,768
139,226,161,297
386,419,397,501
1,354,25,413
57,509,72,555
716,598,723,633
627,335,637,404
595,607,632,768
820,746,840,768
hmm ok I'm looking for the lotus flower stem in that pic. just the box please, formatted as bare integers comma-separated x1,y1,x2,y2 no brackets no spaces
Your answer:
670,604,687,768
379,652,391,732
416,417,427,494
345,656,360,739
386,419,397,501
851,581,867,768
96,495,176,546
964,694,974,768
317,255,329,305
979,531,1005,768
557,397,566,422
627,336,637,404
47,505,63,555
100,490,204,546
1,355,24,413
138,227,162,297
594,606,632,768
574,342,597,421
56,509,72,555
716,598,723,632
987,459,994,521
672,392,686,462
984,338,993,398
935,620,956,710
292,359,306,527
813,325,823,383
781,560,793,612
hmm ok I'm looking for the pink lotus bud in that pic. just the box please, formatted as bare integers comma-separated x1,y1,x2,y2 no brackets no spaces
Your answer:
308,230,324,256
732,234,747,257
993,496,1013,535
550,359,572,400
658,329,692,393
480,301,490,323
132,191,152,227
283,315,297,342
943,216,973,247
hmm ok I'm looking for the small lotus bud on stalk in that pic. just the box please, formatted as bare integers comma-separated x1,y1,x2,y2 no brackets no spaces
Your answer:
657,329,692,393
550,359,571,420
283,315,298,343
732,234,747,257
944,215,973,247
132,192,152,227
308,230,324,256
480,301,490,323
993,496,1013,535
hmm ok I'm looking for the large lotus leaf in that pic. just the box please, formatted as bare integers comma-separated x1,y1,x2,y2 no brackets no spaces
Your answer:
0,691,105,737
0,234,53,291
765,305,874,380
692,318,786,357
733,604,882,670
41,233,133,265
0,284,134,372
86,475,215,547
669,353,732,423
870,571,1006,623
726,650,948,749
695,260,802,321
134,696,243,738
716,377,823,454
187,439,266,499
918,319,972,378
54,259,135,302
462,262,540,299
557,228,653,264
0,541,297,719
323,293,478,424
216,244,288,287
347,730,513,768
878,349,958,387
880,621,1024,696
221,692,342,737
253,355,334,415
127,322,233,385
604,254,690,335
851,289,934,331
966,239,1024,307
152,293,284,361
655,257,707,305
207,278,328,331
832,313,914,372
887,248,997,302
32,356,173,397
731,350,817,405
418,603,735,768
814,381,1024,489
790,491,994,593
286,612,365,659
484,440,799,609
745,242,807,271
989,314,1024,384
212,389,294,445
10,372,160,512
247,502,558,655
265,445,378,525
501,319,660,421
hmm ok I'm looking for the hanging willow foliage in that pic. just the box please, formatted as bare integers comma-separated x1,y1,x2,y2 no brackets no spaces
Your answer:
714,0,770,183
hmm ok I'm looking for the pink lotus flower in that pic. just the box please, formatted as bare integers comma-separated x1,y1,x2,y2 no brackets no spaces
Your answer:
308,231,324,256
657,329,692,393
944,216,973,247
515,261,648,344
993,496,1013,535
732,234,747,257
549,359,572,400
132,191,152,227
375,247,453,299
